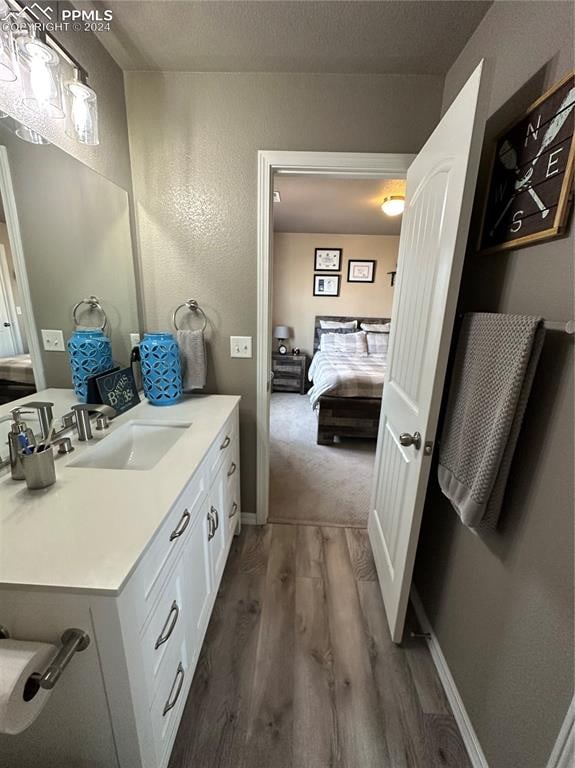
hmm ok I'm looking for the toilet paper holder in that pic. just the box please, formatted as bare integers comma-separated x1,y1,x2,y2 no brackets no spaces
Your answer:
0,625,90,696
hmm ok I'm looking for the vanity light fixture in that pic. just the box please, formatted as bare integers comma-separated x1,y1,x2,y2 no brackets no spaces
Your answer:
381,195,405,217
0,2,17,81
16,29,65,119
14,123,50,144
64,70,99,145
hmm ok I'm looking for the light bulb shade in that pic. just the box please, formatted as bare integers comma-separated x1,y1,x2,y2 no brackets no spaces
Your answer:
15,123,50,145
64,79,99,145
0,19,17,82
381,196,405,217
273,325,290,340
17,35,64,119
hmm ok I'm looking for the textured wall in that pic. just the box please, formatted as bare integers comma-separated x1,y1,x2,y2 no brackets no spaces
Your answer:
125,71,443,514
272,232,398,356
414,3,575,767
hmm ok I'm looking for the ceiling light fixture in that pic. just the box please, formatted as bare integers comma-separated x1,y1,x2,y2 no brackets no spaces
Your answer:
65,70,99,145
381,195,405,217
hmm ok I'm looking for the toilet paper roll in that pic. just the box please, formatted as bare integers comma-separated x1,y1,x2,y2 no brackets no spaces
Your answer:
0,638,57,735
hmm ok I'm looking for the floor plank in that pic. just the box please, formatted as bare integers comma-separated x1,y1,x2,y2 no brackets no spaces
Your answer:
403,606,451,716
321,526,391,768
296,525,324,578
168,527,271,768
293,576,339,768
423,714,474,768
344,527,378,581
242,524,297,768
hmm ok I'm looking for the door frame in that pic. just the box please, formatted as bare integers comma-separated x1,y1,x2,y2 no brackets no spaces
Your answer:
256,150,415,524
0,146,46,389
0,242,23,354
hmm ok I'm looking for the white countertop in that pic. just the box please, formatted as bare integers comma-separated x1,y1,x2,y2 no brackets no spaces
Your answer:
0,389,240,595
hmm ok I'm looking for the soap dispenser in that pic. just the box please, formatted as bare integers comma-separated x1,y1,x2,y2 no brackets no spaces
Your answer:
8,409,36,480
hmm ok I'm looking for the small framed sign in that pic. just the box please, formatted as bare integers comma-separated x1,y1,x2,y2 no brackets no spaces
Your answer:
314,248,342,271
479,70,575,254
313,274,340,297
348,259,376,283
96,367,140,415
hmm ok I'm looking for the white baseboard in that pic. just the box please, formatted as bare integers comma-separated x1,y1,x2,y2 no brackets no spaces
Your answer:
410,588,489,768
241,512,258,526
546,696,575,768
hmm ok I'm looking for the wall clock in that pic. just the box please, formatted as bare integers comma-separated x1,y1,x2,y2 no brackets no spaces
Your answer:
479,70,575,254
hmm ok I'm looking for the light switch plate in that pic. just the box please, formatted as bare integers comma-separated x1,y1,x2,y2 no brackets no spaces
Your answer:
41,329,65,352
230,336,252,358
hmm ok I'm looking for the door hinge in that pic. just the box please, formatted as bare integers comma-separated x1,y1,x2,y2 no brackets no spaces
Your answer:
423,441,434,456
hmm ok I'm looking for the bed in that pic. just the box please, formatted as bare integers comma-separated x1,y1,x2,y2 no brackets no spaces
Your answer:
308,315,389,445
0,354,36,404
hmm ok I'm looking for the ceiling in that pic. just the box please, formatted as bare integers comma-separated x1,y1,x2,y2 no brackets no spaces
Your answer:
273,176,406,236
90,0,492,73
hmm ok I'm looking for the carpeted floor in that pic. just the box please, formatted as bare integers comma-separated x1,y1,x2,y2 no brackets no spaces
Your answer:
269,392,376,527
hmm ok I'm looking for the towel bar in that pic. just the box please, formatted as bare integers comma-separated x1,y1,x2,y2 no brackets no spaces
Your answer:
457,314,574,334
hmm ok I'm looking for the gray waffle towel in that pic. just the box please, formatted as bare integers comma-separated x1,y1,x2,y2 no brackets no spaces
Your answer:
438,313,545,530
177,329,207,390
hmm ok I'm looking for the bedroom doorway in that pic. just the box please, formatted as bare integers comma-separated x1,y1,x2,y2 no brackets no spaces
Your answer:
268,175,404,528
256,151,414,528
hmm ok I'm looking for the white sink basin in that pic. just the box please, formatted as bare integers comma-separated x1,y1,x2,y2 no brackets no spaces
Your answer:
70,421,191,471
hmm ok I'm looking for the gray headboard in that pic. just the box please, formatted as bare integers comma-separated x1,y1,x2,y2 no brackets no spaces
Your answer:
313,315,391,353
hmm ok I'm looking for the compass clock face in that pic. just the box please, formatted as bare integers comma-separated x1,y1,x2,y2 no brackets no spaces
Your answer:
480,71,575,254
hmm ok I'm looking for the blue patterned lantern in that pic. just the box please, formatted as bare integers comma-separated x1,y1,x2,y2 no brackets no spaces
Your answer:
139,332,183,406
67,329,113,402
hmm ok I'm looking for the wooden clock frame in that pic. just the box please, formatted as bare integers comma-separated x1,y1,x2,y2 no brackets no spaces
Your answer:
478,69,575,255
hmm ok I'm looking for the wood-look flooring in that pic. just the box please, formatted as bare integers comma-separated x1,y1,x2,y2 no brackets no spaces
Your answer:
168,524,471,768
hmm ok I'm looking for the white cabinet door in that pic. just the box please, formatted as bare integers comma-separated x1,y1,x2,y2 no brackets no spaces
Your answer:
183,498,213,654
208,469,228,588
369,61,488,643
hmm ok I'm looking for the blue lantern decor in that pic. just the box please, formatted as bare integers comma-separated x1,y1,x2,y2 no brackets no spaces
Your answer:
139,333,183,406
67,329,113,402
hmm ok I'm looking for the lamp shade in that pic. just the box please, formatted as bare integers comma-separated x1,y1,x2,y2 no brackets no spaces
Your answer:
273,325,290,340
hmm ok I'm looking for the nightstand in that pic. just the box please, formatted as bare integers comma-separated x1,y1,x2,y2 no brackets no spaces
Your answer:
272,353,309,394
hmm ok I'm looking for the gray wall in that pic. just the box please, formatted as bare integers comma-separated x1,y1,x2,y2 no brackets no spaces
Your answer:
124,70,444,514
414,3,574,767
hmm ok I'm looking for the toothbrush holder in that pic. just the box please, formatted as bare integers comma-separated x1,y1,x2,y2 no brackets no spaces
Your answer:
21,444,56,491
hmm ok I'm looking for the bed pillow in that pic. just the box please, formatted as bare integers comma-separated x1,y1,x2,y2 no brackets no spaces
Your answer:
320,330,368,356
361,321,391,333
319,319,358,330
366,332,390,355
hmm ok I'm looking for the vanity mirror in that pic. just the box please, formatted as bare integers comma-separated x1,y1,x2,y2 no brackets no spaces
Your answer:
0,114,139,407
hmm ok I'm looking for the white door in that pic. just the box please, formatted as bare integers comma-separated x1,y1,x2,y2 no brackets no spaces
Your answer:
369,61,487,643
0,244,17,357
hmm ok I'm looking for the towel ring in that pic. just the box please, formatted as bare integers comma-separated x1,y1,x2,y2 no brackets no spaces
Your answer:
173,299,207,332
72,295,107,331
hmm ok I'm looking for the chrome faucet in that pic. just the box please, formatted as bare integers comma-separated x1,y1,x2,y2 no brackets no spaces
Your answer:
23,401,55,440
70,404,116,441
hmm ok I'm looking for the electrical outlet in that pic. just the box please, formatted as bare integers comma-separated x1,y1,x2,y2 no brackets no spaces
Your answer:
41,329,65,352
130,333,141,347
230,336,252,359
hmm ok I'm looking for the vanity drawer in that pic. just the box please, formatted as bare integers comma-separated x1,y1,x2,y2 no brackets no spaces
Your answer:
150,634,190,767
140,551,189,706
208,410,238,485
131,469,207,630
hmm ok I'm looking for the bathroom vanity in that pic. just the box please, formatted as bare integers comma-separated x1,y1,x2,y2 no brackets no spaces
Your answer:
0,390,241,768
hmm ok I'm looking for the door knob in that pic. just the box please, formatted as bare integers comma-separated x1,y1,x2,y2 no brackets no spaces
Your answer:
399,431,421,450
3,322,10,327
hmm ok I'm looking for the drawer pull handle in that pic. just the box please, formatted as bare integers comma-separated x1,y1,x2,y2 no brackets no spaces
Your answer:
163,662,185,717
227,462,237,478
170,509,191,542
155,600,179,650
207,510,215,541
229,501,238,519
211,505,219,532
220,435,231,450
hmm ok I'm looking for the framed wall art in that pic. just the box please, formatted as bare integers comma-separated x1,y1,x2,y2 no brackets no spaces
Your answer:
478,70,575,254
314,248,342,271
347,259,376,283
313,274,340,297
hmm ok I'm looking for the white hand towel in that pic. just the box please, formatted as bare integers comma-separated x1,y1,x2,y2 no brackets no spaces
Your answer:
177,329,207,390
438,312,545,531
